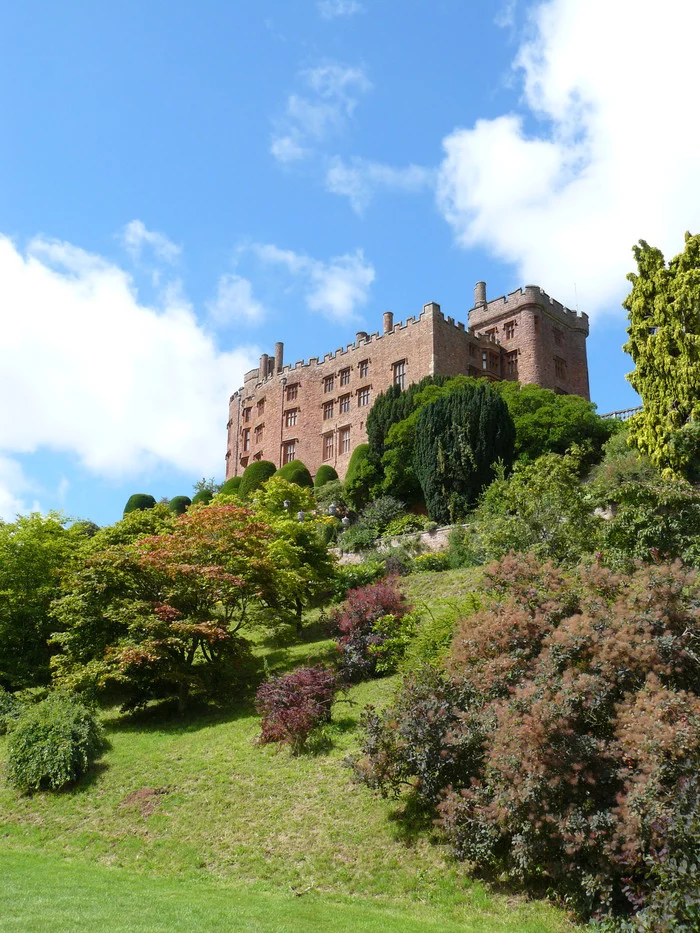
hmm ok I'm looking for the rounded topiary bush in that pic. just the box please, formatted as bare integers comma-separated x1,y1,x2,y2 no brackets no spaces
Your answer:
123,494,156,516
274,459,313,488
314,465,338,488
220,477,242,496
168,496,192,515
7,693,105,792
191,489,213,506
240,460,276,499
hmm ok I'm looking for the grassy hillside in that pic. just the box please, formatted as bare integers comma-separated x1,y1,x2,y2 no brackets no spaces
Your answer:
0,568,579,932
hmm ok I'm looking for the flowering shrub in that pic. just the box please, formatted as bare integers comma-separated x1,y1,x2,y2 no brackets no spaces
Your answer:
352,553,700,924
255,665,339,754
330,579,411,680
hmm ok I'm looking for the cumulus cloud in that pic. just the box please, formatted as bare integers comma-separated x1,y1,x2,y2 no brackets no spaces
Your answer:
208,273,266,325
254,243,375,322
0,234,257,517
120,219,181,264
436,0,700,319
271,63,371,163
326,156,434,213
317,0,363,20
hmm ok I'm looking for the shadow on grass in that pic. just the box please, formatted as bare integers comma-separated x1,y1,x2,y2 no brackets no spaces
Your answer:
386,792,442,847
102,695,259,736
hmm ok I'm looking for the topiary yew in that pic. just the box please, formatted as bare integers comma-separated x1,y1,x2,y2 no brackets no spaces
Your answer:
123,494,156,516
274,459,313,488
191,489,213,506
313,464,338,488
219,477,242,496
344,444,379,509
168,496,192,515
239,460,276,499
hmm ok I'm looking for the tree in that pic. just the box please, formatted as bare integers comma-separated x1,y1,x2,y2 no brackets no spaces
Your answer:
623,232,700,478
313,465,338,488
168,496,191,515
494,381,615,470
344,444,380,509
274,459,313,488
193,477,223,495
239,460,276,498
52,504,276,712
219,477,242,497
191,490,213,506
0,513,85,690
123,494,156,515
413,382,515,523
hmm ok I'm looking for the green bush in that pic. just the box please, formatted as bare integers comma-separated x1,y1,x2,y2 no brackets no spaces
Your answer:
314,465,338,488
168,496,192,515
338,523,377,554
7,694,105,792
383,513,427,538
190,489,213,506
0,686,21,735
239,460,276,499
331,561,385,602
344,444,380,509
314,479,347,512
123,494,156,516
412,552,450,573
274,459,313,488
219,477,242,496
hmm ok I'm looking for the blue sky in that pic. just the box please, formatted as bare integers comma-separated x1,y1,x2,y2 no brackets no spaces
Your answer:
1,0,699,525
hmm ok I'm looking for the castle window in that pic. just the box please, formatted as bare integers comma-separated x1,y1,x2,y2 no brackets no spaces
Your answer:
286,383,298,402
340,426,351,454
506,350,518,375
392,360,406,390
490,352,499,371
253,451,262,461
358,387,370,407
323,432,334,461
339,393,351,414
504,321,516,340
285,409,298,428
323,400,334,420
242,428,251,452
340,367,350,386
254,424,264,443
257,398,265,416
469,343,476,358
359,359,369,379
482,351,488,371
555,357,567,379
282,440,296,464
485,328,496,340
240,456,249,468
553,327,564,346
243,407,252,423
324,375,334,393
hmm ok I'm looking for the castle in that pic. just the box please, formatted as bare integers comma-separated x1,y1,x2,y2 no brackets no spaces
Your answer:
225,282,590,482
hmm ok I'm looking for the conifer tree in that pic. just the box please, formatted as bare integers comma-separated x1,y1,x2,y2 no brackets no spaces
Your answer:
624,232,700,479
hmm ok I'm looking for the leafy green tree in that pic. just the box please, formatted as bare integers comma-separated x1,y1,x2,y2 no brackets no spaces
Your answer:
623,232,700,478
0,514,85,690
239,460,276,498
274,459,313,488
193,477,223,496
366,375,448,463
494,381,615,469
344,444,380,509
52,505,276,712
123,494,156,515
413,382,515,523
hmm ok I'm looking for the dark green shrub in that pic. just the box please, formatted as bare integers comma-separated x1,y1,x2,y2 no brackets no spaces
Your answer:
413,383,515,523
7,693,105,792
239,460,276,499
275,459,313,488
123,494,156,516
358,496,405,535
344,444,380,509
168,496,192,515
219,477,242,496
314,479,347,512
314,465,338,488
70,520,100,538
0,686,21,735
191,489,213,506
338,523,376,554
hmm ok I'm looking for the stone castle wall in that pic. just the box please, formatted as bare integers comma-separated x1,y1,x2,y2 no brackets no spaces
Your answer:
225,283,590,481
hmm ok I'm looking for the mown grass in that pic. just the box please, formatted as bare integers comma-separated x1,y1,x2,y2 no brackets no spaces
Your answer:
0,566,580,932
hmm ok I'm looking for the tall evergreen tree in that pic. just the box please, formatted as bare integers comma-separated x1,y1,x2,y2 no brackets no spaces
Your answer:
623,232,700,479
413,383,515,523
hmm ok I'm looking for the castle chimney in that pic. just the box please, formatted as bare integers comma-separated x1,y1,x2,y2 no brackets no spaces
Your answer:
356,331,368,343
274,341,284,374
383,311,394,334
259,353,269,378
474,281,487,308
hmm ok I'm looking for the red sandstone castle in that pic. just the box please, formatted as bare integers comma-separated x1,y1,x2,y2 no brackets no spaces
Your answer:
225,282,590,482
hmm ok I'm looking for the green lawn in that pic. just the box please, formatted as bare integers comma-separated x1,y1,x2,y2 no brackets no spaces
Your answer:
0,568,580,932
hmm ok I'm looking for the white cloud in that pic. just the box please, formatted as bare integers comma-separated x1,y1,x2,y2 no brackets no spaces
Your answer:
254,243,374,322
436,0,700,319
271,63,371,162
317,0,364,20
0,234,258,517
208,273,266,325
120,219,181,264
326,156,434,213
0,456,36,521
495,0,517,28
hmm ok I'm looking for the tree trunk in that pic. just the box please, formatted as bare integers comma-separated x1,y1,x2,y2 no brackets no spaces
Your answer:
177,681,189,714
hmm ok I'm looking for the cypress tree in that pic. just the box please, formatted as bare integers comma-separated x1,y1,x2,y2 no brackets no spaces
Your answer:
413,383,515,523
